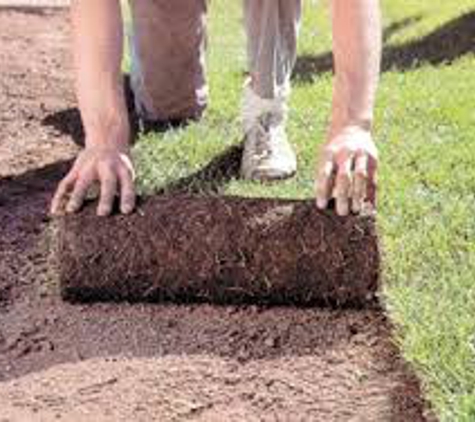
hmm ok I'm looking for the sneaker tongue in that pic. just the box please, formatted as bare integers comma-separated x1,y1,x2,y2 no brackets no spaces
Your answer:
242,85,288,132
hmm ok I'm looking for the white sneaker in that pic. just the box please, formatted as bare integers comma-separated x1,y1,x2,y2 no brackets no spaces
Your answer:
240,83,297,181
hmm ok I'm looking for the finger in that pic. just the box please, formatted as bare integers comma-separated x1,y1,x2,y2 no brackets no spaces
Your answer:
119,153,135,180
51,173,76,215
315,158,335,210
97,169,118,217
66,174,94,214
367,156,378,206
334,155,353,217
352,153,368,213
118,166,136,214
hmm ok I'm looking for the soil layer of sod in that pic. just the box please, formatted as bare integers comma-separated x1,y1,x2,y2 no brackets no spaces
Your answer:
0,9,436,421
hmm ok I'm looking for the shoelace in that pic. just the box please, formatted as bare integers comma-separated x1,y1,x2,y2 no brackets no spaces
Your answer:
241,84,288,160
253,113,277,158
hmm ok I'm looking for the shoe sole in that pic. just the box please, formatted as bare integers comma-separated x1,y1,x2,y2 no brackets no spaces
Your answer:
241,168,297,183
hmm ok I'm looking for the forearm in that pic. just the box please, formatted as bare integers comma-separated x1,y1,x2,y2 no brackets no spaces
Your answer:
71,0,129,149
329,0,382,137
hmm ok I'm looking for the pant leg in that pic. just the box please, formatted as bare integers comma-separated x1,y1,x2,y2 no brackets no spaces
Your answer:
129,0,208,121
243,0,302,99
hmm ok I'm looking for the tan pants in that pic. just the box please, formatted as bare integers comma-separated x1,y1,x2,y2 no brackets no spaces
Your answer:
129,0,301,121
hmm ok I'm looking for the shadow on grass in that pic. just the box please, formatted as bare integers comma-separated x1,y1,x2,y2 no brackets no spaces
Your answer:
294,10,475,82
154,143,243,196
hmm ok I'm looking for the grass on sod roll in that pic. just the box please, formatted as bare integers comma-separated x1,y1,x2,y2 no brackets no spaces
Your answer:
125,1,475,420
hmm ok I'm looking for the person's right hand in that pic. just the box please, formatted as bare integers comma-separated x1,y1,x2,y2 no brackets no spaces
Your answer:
50,145,136,216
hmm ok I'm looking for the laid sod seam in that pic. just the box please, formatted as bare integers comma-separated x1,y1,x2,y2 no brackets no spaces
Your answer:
127,1,475,420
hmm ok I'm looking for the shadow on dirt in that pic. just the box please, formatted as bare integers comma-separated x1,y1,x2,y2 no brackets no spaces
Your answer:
0,159,72,307
41,75,201,148
0,159,72,208
42,108,84,147
294,11,475,82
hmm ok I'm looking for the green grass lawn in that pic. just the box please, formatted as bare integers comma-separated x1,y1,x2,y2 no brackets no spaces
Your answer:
129,2,475,420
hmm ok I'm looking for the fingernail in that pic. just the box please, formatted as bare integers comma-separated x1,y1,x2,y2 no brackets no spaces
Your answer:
122,204,133,215
337,203,349,217
352,202,361,214
316,198,327,209
66,203,78,214
97,207,109,217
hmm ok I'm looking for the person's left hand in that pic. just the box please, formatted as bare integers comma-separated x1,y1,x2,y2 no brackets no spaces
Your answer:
315,125,378,216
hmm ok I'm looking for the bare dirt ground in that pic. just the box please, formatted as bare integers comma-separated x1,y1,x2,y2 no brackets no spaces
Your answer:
0,9,436,422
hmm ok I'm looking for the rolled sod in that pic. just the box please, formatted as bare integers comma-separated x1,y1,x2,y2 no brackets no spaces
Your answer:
56,195,380,307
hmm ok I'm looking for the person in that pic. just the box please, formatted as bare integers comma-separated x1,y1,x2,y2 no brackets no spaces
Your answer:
51,0,381,217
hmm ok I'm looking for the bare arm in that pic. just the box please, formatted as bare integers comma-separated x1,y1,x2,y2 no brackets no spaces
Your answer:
316,0,382,216
51,0,135,216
